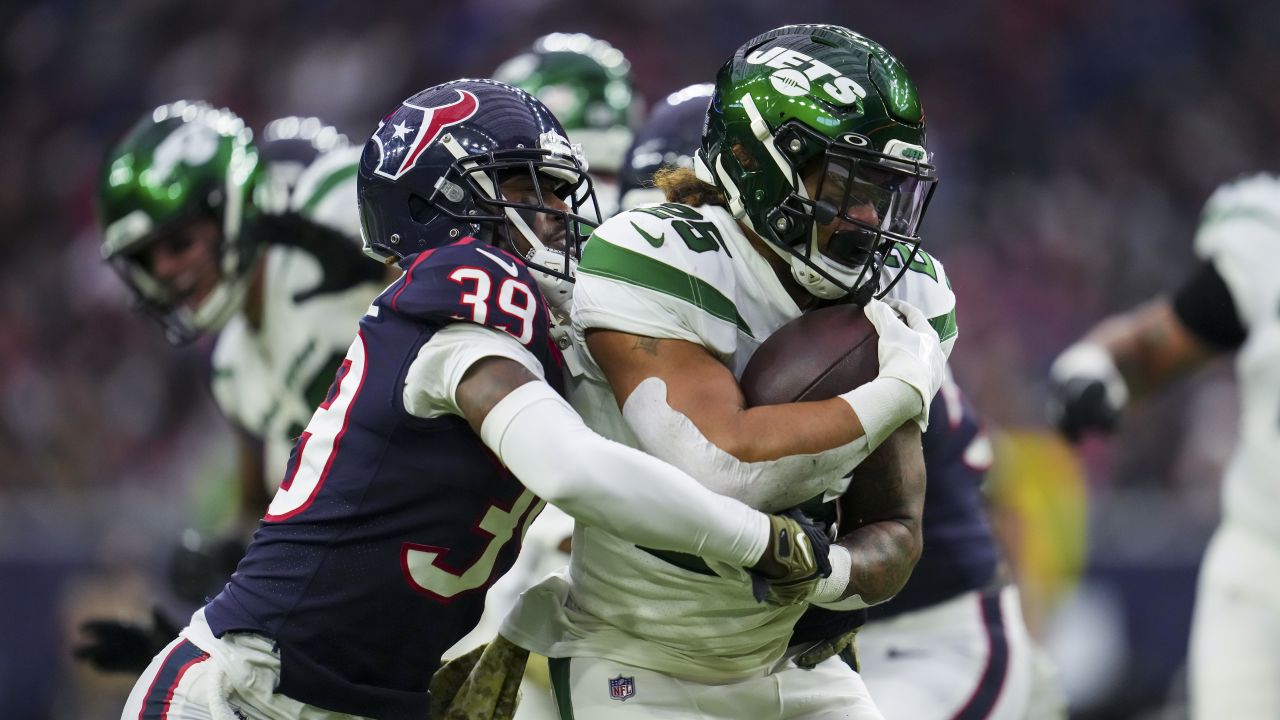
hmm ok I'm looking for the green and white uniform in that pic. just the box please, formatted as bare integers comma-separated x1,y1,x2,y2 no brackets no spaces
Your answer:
211,146,386,486
502,202,956,684
1187,174,1280,719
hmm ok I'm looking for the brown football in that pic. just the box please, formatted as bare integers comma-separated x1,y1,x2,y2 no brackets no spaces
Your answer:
740,304,880,406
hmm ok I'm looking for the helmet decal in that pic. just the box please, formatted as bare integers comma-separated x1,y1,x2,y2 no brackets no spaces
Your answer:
745,45,868,106
372,90,479,181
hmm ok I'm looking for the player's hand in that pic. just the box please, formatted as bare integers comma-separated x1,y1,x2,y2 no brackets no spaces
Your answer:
864,298,945,429
430,635,528,720
169,530,247,605
1048,342,1128,442
750,509,833,606
794,629,860,671
73,607,178,674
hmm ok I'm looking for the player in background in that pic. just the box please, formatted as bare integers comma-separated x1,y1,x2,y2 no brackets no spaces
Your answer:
619,81,1060,720
1049,173,1280,719
494,32,636,218
76,107,386,674
498,26,947,719
119,78,830,720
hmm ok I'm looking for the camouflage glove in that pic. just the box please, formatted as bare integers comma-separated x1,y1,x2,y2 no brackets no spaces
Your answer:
794,629,859,671
750,509,833,605
73,606,179,673
430,635,529,720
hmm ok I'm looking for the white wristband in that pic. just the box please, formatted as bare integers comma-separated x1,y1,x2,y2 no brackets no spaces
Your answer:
1050,342,1129,408
839,377,921,451
811,545,852,603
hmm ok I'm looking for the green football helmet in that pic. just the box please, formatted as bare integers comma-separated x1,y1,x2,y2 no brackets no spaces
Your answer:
697,25,937,302
98,101,262,344
493,32,634,175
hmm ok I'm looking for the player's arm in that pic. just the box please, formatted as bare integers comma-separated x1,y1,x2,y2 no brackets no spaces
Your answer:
586,299,944,511
421,326,812,582
813,422,925,607
1050,260,1241,439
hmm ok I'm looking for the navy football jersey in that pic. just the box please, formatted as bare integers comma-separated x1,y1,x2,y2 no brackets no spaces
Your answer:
204,239,563,719
792,382,1001,644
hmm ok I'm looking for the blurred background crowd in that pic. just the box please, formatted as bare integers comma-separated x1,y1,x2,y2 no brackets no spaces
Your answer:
2,0,1278,717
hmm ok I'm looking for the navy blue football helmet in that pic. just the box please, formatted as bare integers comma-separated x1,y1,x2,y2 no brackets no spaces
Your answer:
618,83,714,211
358,79,599,310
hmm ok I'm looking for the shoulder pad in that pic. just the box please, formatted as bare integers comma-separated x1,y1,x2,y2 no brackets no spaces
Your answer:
1196,173,1280,258
582,204,734,283
289,145,363,237
382,240,552,347
883,246,958,346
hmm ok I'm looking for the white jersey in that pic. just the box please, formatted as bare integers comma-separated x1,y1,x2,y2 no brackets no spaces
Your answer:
502,202,957,682
211,146,387,486
1193,173,1280,543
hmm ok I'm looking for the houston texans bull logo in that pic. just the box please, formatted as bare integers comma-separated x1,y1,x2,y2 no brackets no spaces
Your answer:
371,90,479,180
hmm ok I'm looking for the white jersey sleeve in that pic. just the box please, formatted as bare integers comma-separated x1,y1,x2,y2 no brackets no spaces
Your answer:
402,322,546,419
1193,173,1280,330
289,145,363,242
882,245,959,358
572,206,748,372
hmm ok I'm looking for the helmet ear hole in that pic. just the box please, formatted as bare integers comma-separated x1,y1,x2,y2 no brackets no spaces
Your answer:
730,143,759,171
407,194,436,225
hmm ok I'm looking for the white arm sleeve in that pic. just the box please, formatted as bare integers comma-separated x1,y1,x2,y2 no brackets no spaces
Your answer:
480,381,769,567
621,377,868,512
402,322,545,419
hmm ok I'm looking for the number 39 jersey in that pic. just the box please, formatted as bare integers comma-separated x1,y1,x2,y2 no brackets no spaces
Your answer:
203,239,563,719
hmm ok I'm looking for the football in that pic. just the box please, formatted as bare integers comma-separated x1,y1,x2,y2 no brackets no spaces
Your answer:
740,304,880,406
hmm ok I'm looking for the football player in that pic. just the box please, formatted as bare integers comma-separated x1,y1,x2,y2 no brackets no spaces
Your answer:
98,103,383,529
118,79,830,720
619,82,1059,719
494,32,636,218
498,26,949,719
1049,173,1280,719
76,107,384,673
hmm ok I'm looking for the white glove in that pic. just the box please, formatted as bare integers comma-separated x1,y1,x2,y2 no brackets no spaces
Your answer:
864,298,946,430
1048,342,1128,441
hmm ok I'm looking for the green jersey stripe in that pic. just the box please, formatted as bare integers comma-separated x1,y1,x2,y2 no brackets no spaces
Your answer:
298,163,358,215
1200,205,1280,234
929,309,958,343
579,235,754,336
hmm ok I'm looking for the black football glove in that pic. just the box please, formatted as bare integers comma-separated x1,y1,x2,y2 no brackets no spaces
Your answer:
750,508,834,605
1047,343,1128,442
169,531,246,605
73,606,179,674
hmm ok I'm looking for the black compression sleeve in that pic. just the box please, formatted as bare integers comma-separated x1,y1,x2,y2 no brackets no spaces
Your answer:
1171,260,1247,350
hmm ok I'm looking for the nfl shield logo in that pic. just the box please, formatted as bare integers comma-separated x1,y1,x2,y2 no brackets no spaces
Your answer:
608,675,636,701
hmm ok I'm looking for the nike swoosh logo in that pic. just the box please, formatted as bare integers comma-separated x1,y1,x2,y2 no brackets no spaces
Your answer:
475,247,520,277
886,647,927,660
631,221,665,248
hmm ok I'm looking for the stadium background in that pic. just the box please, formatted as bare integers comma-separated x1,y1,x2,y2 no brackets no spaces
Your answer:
2,0,1278,717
